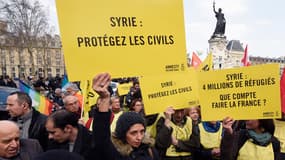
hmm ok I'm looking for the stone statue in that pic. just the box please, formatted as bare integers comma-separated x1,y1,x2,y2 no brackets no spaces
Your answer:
212,1,226,37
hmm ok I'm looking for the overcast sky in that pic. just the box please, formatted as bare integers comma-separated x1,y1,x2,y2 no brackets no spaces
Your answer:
44,0,285,58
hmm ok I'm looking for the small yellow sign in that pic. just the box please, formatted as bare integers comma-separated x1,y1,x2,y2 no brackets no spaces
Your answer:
140,69,199,115
198,64,281,121
56,0,187,80
117,82,133,96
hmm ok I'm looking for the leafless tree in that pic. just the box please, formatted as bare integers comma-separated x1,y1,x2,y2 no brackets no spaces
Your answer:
40,33,52,78
0,0,49,77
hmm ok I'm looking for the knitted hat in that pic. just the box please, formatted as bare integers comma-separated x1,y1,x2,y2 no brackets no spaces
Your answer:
115,111,145,141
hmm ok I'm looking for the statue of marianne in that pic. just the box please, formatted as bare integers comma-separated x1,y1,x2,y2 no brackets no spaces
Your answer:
213,1,226,36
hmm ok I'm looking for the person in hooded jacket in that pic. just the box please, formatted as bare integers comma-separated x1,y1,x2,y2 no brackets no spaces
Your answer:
87,73,159,160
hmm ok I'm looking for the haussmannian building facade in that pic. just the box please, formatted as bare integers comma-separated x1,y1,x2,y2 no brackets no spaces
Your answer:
211,39,285,75
0,21,65,79
249,56,285,76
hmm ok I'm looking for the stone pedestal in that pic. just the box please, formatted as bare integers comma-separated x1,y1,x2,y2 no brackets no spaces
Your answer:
208,35,228,69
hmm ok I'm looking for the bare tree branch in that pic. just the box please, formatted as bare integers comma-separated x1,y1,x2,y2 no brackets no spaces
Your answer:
1,0,50,76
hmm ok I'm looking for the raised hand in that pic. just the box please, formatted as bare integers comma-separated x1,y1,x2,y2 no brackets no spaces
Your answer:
92,72,111,98
92,73,111,112
222,117,235,134
164,106,175,120
164,106,174,128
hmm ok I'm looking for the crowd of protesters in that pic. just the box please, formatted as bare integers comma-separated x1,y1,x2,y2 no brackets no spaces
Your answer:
0,75,17,88
0,72,284,160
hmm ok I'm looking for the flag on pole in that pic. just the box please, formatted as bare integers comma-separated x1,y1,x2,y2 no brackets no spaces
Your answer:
241,45,250,66
61,74,69,88
281,67,285,114
199,53,213,71
80,80,99,121
19,80,52,115
191,52,202,68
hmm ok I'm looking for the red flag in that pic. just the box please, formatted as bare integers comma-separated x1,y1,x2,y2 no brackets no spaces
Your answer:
241,45,250,66
191,52,202,68
281,67,285,114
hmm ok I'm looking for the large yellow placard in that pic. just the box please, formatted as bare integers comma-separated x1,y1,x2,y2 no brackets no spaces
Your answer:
198,64,281,121
56,0,187,81
140,69,199,115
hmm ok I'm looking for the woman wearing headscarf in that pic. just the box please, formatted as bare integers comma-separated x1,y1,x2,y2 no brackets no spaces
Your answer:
87,73,159,160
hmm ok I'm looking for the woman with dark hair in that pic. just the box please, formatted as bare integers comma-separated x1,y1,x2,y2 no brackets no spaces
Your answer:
221,118,280,160
129,98,145,117
87,73,159,160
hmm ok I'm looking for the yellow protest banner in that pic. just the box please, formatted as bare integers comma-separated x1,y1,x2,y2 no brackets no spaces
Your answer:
80,80,99,121
198,64,281,121
117,82,133,96
56,0,187,81
140,69,199,115
198,52,213,71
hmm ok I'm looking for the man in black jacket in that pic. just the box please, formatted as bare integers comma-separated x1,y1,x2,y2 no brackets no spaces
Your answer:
6,91,48,150
45,110,92,158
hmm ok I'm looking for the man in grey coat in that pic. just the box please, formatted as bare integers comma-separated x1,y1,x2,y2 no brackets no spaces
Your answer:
0,120,42,160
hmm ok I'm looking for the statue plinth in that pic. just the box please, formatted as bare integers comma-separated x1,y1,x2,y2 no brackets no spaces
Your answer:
208,34,227,69
211,33,226,39
208,34,227,47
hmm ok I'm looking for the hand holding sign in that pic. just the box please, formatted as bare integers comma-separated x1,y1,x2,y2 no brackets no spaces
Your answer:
222,117,235,135
164,106,175,120
164,106,174,128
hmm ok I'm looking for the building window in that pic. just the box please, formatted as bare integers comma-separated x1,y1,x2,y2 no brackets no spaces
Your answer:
56,60,61,66
37,55,42,65
56,68,60,74
46,50,52,65
2,67,6,75
56,52,61,59
11,67,15,78
47,57,52,65
20,67,25,76
38,68,43,77
1,51,5,64
47,68,52,73
29,55,33,64
10,52,14,64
